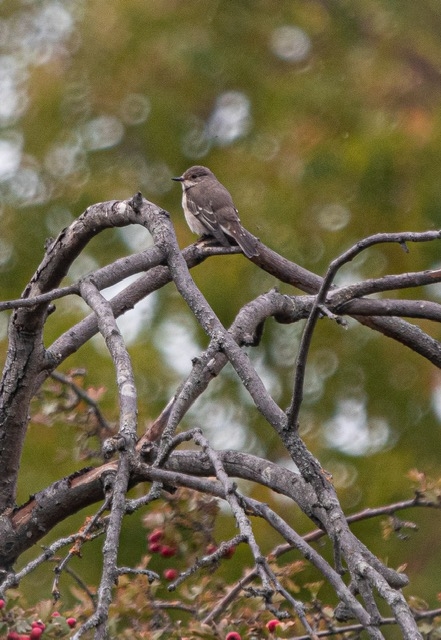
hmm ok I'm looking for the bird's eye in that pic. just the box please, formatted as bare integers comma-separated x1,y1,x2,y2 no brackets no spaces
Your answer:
191,174,197,179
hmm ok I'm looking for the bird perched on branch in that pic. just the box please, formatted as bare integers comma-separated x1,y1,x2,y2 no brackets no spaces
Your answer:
172,165,259,258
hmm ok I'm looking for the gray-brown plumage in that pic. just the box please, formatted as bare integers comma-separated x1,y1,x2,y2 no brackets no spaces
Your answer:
172,165,258,258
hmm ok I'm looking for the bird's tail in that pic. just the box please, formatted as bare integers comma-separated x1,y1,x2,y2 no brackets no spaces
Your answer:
225,224,259,258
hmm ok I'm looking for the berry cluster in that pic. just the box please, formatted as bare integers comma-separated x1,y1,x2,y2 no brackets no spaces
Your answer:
0,602,77,640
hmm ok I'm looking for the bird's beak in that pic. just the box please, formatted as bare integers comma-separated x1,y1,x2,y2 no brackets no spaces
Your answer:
172,175,183,182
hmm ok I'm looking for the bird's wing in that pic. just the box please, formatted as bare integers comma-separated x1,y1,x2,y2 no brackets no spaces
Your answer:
186,185,232,246
209,191,258,258
187,181,258,257
197,204,231,246
219,213,259,258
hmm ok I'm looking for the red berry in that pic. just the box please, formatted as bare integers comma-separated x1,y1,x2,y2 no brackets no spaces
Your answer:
30,628,43,639
51,612,61,617
31,622,45,630
19,636,31,640
163,568,179,581
66,617,77,628
206,543,217,554
266,619,281,632
222,545,236,559
160,545,177,558
7,632,20,640
0,598,5,609
148,542,162,553
225,633,241,640
147,528,163,544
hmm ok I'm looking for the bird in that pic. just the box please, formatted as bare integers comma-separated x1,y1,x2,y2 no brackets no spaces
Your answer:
172,165,259,258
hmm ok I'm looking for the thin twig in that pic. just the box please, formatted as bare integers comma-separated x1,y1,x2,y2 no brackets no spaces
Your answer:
0,284,80,311
50,370,112,434
52,496,112,600
287,230,441,430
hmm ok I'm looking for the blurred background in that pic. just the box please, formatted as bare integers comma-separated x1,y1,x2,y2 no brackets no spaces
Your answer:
1,0,441,619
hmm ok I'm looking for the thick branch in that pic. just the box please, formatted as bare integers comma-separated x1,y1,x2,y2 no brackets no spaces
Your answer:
0,198,162,511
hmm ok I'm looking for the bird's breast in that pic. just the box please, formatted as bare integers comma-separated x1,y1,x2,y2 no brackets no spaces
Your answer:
182,193,207,234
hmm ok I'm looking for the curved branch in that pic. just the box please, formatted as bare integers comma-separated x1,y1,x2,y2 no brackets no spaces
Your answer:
0,449,316,568
0,197,163,511
335,297,441,320
330,267,441,303
287,230,441,429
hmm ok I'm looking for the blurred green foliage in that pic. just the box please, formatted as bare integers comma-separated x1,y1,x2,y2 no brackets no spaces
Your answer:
1,0,441,626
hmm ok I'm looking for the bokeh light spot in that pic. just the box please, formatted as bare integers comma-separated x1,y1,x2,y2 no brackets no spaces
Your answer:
323,397,392,456
45,205,74,236
207,91,251,146
181,118,211,159
0,56,28,126
139,162,173,195
44,133,86,178
81,115,125,151
0,239,14,268
0,133,23,182
317,203,351,231
8,165,49,206
270,25,312,63
120,93,151,126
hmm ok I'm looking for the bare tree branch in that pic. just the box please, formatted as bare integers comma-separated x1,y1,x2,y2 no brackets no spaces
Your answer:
2,196,440,638
74,278,138,639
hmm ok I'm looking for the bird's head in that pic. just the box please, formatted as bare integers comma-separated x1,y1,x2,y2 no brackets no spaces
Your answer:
172,165,215,187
